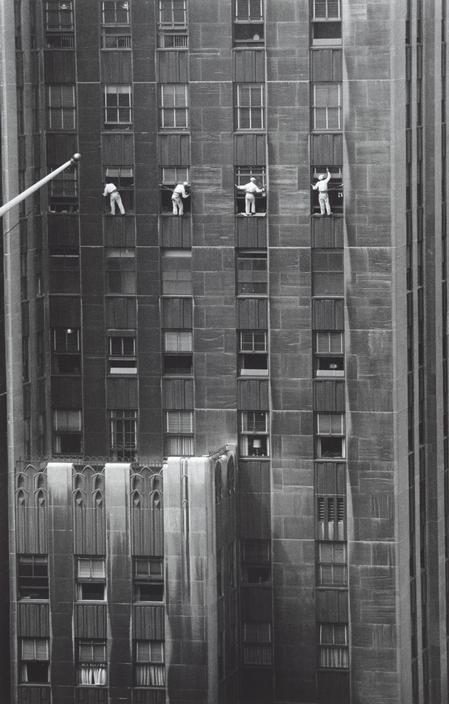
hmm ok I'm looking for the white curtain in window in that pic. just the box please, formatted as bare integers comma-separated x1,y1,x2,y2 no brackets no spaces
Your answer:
78,664,107,685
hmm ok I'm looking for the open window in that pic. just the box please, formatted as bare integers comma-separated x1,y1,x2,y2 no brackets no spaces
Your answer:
234,0,264,45
20,639,49,684
160,167,190,213
242,622,272,666
319,623,349,669
161,250,192,295
158,0,187,47
77,640,107,686
237,251,268,295
311,0,342,46
163,330,193,375
314,331,344,377
239,411,269,457
45,0,74,48
48,168,78,213
18,555,49,600
133,558,164,602
135,640,166,687
77,557,106,601
311,166,343,214
107,334,137,375
316,413,345,458
235,167,266,215
105,248,136,294
239,330,268,376
53,409,82,454
52,327,81,374
101,0,131,49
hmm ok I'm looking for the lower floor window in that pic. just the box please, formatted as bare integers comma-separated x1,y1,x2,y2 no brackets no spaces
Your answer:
319,623,349,669
135,640,165,687
109,409,137,461
53,409,82,455
77,640,107,685
242,622,272,665
20,638,49,684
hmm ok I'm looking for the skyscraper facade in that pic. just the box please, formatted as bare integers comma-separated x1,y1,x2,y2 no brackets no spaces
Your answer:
0,1,448,703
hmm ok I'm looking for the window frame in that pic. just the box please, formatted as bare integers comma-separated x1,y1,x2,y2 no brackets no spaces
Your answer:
18,555,49,600
103,85,132,129
159,84,189,129
317,541,347,586
242,621,272,666
236,250,268,296
312,83,342,131
316,412,345,459
101,0,130,24
314,331,344,377
76,639,108,686
107,334,137,375
76,557,106,602
45,0,74,31
46,84,76,130
158,0,187,27
239,330,268,376
135,639,166,687
20,638,50,684
109,409,137,461
239,410,269,457
235,84,265,130
53,408,82,455
319,623,349,670
133,558,164,603
161,249,192,296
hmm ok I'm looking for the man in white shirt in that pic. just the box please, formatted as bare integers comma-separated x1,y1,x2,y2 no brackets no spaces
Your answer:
172,181,190,215
235,177,265,216
103,182,125,215
312,168,332,215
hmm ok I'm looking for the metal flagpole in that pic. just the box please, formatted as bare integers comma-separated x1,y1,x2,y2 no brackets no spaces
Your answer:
0,153,81,218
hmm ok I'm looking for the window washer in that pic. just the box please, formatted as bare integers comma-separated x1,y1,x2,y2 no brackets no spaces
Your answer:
312,168,332,216
103,181,125,215
235,177,265,216
171,181,190,215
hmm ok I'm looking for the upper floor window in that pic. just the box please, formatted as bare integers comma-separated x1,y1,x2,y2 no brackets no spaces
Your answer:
161,249,192,295
312,0,341,46
109,409,137,461
241,539,271,585
48,169,78,213
311,166,343,215
20,638,49,684
158,0,187,27
235,167,267,215
47,85,76,130
317,542,347,586
52,327,81,374
239,330,268,376
319,623,348,669
135,640,166,687
18,555,49,600
242,622,272,666
314,331,344,376
165,410,194,455
45,1,73,31
235,84,265,130
101,1,131,48
53,408,82,454
235,0,263,21
77,557,106,601
160,167,190,213
312,83,342,130
104,85,132,129
316,412,345,458
239,411,269,457
105,247,136,295
104,167,134,211
237,251,268,295
159,85,189,129
102,0,130,24
77,640,107,686
133,558,164,602
108,335,137,375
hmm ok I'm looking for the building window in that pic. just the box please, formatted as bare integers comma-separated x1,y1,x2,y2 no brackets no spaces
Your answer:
77,557,106,601
18,555,49,600
133,558,164,602
317,542,347,586
241,539,271,585
48,168,78,213
237,251,268,295
311,0,341,46
239,411,269,457
163,330,193,375
235,167,267,215
77,640,107,686
312,83,342,130
102,0,130,23
104,85,132,128
319,623,349,669
317,496,345,540
20,638,49,684
312,250,344,296
234,0,263,44
101,0,131,48
242,622,272,666
135,640,166,687
239,330,268,376
109,409,137,461
104,167,134,211
158,0,187,27
45,0,73,30
159,85,189,129
311,166,343,214
53,409,82,454
161,250,192,295
235,84,265,129
160,167,190,213
314,331,344,376
165,410,194,456
52,327,81,374
105,247,136,295
108,335,136,375
47,85,76,130
316,413,345,459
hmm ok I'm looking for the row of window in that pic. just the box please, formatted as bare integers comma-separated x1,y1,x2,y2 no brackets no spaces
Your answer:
44,0,341,48
46,82,341,132
19,636,164,687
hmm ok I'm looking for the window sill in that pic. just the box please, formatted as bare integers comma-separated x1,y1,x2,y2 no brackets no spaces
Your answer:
236,212,267,217
239,370,269,377
239,456,270,460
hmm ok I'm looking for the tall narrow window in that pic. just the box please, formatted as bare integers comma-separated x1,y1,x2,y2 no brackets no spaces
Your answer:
161,250,192,295
159,85,189,129
77,557,106,601
52,327,81,374
314,331,344,376
104,85,132,128
311,166,343,214
234,0,263,44
312,83,342,130
319,623,349,669
133,558,164,602
242,622,272,665
47,85,76,130
108,335,137,375
45,1,73,30
101,0,131,48
104,167,134,210
53,409,82,454
241,539,271,584
158,0,187,27
18,556,49,600
239,330,268,376
48,169,78,213
135,640,166,687
317,542,347,586
105,248,136,294
165,410,194,455
316,413,345,458
102,0,130,24
77,640,107,686
235,84,265,129
160,167,190,212
20,638,50,684
235,167,267,215
109,409,137,461
239,411,269,457
163,330,193,375
237,251,268,295
312,0,341,46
